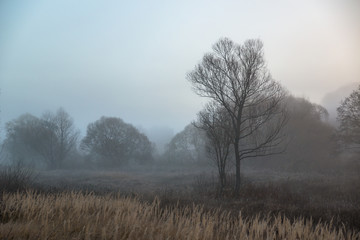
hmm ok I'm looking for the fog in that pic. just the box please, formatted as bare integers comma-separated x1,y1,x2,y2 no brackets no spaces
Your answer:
321,82,359,124
1,0,359,137
1,1,360,237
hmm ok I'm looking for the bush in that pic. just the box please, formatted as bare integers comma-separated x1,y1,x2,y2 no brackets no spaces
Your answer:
0,164,35,192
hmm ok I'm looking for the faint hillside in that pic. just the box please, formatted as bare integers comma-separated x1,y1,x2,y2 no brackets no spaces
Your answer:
322,82,359,125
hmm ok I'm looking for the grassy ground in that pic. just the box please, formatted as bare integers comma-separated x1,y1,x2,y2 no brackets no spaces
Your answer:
31,167,360,231
0,191,359,240
0,165,359,239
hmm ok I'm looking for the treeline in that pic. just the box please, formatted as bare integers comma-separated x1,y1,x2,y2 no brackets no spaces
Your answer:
163,37,359,195
1,93,358,171
1,109,153,169
165,93,359,170
163,96,338,169
1,38,358,175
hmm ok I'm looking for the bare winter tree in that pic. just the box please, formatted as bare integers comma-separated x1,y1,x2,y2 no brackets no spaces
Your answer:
337,84,360,150
41,108,79,168
187,38,287,194
4,109,79,169
195,101,233,193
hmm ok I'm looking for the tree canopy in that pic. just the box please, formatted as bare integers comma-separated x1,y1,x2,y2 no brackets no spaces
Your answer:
337,84,360,149
187,38,287,193
81,116,153,167
4,108,79,169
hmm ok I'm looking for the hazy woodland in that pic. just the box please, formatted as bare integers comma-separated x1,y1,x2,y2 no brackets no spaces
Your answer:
1,1,360,239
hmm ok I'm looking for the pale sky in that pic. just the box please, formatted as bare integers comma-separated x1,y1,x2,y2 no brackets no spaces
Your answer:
0,0,359,137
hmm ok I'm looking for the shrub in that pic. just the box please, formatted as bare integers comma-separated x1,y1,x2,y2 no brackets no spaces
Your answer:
0,164,35,192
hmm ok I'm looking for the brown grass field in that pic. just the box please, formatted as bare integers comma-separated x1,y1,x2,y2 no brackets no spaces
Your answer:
0,166,359,239
0,191,359,240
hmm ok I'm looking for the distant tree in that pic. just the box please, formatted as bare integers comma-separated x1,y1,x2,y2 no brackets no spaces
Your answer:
337,84,360,150
4,108,79,169
164,124,207,164
195,101,233,193
4,114,44,166
260,96,336,171
187,38,287,194
40,108,79,168
81,117,153,167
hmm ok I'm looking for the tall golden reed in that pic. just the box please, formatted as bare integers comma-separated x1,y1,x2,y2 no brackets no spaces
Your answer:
0,191,358,239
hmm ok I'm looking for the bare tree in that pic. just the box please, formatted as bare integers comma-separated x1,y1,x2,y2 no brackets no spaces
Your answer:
4,109,78,169
187,38,287,194
195,101,233,193
337,84,360,150
41,108,79,168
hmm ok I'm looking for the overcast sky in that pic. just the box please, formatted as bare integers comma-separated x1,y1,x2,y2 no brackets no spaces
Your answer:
1,0,359,137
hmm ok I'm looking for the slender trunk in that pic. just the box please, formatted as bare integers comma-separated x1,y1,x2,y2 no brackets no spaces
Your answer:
219,173,224,196
234,139,241,195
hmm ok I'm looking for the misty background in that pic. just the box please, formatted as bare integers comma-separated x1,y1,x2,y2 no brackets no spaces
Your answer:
1,0,359,151
1,2,360,236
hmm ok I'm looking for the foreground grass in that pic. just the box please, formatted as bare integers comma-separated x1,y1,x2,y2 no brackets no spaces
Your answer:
0,191,359,240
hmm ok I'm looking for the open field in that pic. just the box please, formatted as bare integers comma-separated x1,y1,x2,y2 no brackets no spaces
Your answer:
1,165,359,239
1,191,359,240
33,166,205,194
29,166,360,231
33,166,359,194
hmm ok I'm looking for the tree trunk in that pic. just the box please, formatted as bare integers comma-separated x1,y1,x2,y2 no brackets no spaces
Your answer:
219,176,224,196
234,139,241,195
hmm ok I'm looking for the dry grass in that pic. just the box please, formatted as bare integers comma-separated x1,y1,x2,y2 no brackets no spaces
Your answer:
0,191,359,240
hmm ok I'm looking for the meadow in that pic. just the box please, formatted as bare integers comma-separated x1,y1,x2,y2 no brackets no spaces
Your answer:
0,165,359,239
1,191,359,240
